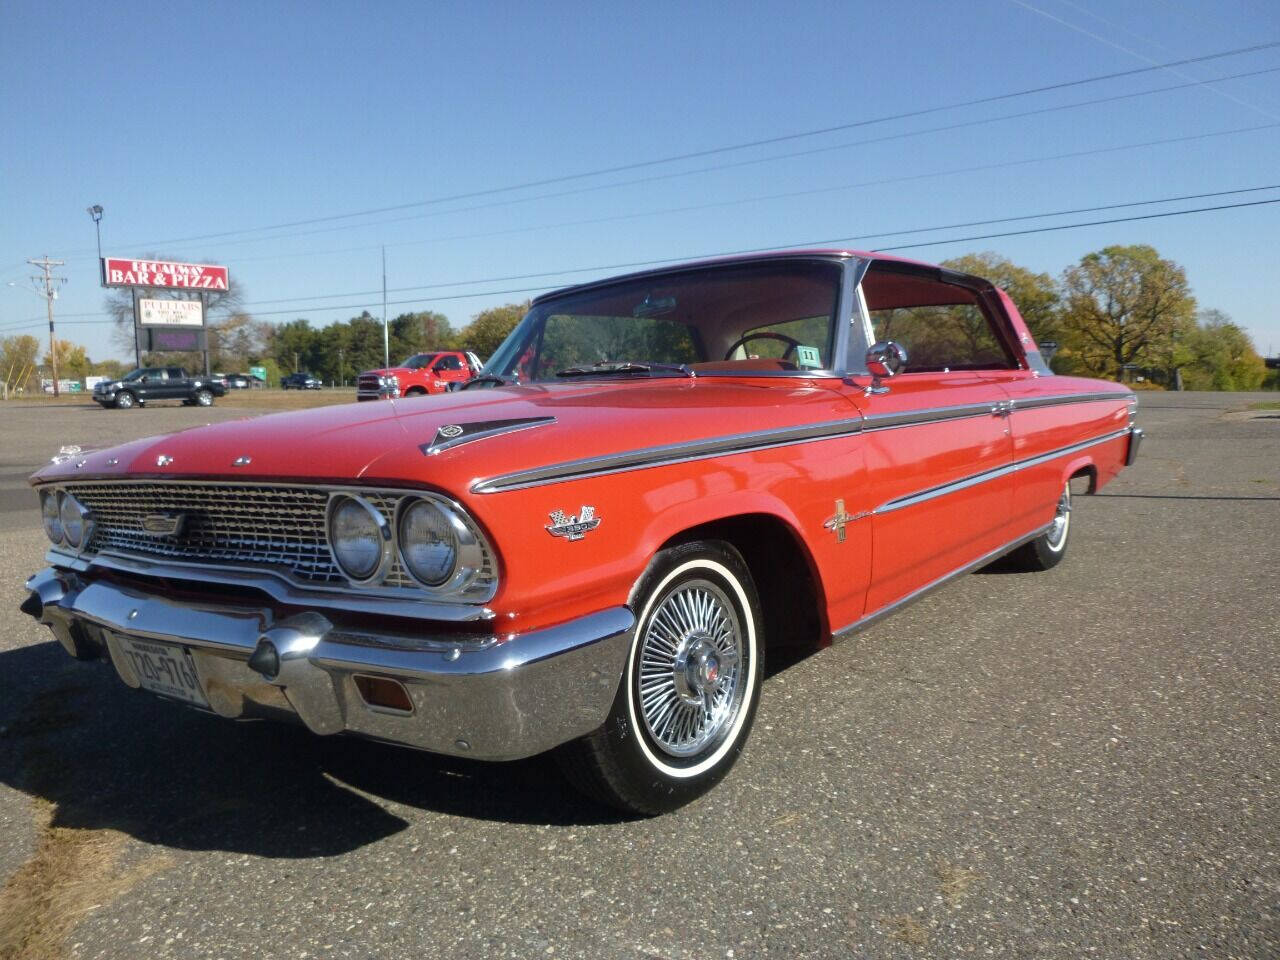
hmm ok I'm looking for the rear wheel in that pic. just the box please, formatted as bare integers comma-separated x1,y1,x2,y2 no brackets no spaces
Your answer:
557,540,763,815
1006,481,1071,571
114,391,136,409
195,389,214,407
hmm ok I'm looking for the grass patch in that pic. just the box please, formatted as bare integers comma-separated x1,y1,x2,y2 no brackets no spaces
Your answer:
880,915,929,947
1247,400,1280,411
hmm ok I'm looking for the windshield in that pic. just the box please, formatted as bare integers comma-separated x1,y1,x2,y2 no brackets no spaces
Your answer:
402,353,437,370
123,369,145,381
484,259,843,382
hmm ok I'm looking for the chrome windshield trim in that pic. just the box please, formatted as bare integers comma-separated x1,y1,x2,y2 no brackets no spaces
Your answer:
875,427,1132,514
45,549,496,622
471,417,865,494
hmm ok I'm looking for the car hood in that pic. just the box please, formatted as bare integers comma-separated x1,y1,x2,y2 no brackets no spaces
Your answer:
32,379,860,496
361,366,416,379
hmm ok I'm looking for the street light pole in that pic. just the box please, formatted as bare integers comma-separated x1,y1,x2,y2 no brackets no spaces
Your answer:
381,245,389,370
86,205,104,277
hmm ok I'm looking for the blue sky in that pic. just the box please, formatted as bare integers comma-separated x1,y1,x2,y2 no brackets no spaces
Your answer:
2,0,1278,361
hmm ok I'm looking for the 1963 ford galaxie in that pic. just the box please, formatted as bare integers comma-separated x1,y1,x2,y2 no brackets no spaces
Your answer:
22,250,1141,814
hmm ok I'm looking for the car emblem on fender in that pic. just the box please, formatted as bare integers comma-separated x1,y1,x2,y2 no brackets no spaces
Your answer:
547,506,601,541
141,513,186,537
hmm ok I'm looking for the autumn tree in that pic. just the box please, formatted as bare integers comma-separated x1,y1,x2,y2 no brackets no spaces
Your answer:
1058,245,1196,381
457,301,529,360
1,334,41,393
941,252,1061,343
45,340,92,380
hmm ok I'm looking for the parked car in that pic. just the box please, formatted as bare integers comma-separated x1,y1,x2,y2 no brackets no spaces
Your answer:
91,366,226,409
223,372,264,390
24,250,1141,814
357,350,481,400
281,372,322,390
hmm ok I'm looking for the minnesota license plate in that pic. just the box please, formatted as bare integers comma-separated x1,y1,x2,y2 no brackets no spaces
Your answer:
115,635,209,708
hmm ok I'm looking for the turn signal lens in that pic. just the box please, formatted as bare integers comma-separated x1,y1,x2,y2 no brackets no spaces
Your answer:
40,490,62,544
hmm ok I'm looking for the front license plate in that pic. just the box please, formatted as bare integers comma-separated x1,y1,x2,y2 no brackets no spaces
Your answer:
115,636,209,708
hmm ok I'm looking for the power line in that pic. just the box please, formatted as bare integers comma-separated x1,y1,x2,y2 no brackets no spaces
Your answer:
43,41,1280,259
5,187,1274,334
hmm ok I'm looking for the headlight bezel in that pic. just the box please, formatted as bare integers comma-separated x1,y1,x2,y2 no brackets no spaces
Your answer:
325,494,395,585
395,495,489,593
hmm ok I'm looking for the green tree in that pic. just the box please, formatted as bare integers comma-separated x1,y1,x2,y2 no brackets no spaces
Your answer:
1181,309,1267,391
45,339,92,381
457,301,529,360
942,252,1061,343
1059,245,1196,381
390,311,454,357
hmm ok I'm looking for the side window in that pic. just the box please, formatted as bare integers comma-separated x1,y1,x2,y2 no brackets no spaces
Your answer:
861,267,1016,372
166,367,184,379
435,355,463,371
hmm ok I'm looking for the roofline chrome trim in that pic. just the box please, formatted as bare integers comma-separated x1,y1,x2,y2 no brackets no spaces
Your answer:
471,392,1136,494
471,417,865,494
876,427,1132,514
831,522,1053,641
44,549,497,622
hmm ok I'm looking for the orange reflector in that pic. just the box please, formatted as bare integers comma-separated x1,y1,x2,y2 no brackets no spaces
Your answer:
353,675,414,713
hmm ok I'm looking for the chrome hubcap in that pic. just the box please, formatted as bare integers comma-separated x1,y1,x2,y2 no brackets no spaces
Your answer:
1047,485,1071,550
638,580,745,758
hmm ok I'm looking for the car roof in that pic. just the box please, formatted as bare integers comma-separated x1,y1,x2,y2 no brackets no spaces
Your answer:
529,249,940,306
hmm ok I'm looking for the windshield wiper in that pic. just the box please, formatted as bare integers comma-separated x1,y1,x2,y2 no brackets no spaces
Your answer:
459,374,518,390
555,361,695,379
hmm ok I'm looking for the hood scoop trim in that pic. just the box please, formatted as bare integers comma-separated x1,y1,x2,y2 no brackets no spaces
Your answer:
421,417,556,456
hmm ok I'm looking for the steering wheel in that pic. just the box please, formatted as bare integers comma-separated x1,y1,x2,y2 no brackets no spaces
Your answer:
722,330,804,361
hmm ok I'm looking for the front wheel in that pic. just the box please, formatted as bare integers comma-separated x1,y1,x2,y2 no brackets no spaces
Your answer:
1006,481,1071,571
194,389,214,407
113,391,136,410
557,540,763,815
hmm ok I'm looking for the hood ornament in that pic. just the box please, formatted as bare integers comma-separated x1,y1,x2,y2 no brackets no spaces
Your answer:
547,506,601,541
49,445,82,464
233,455,252,466
156,454,174,467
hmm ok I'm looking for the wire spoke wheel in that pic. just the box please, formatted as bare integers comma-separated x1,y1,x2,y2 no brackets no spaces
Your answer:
637,578,746,758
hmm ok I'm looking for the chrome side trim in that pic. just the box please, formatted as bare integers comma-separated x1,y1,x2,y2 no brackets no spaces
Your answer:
471,418,865,494
45,550,496,622
1010,391,1135,411
876,428,1131,514
832,523,1052,641
470,391,1136,494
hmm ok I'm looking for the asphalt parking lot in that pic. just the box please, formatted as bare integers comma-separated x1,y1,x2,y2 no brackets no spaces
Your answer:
0,392,1276,959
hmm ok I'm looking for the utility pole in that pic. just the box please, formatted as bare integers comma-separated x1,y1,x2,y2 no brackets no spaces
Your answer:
381,246,389,370
338,346,344,387
26,257,67,397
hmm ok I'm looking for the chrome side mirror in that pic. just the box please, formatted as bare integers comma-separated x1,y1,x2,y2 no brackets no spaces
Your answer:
864,340,908,395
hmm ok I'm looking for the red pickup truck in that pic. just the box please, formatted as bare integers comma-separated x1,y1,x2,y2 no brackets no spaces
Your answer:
356,350,482,401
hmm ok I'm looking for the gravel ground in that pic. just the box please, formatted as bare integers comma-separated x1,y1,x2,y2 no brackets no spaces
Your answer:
0,391,1276,959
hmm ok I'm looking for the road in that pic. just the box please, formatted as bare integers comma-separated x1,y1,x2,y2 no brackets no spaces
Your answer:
0,392,1276,959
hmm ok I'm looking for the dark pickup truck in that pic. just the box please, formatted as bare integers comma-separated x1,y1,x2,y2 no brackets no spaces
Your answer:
92,366,227,409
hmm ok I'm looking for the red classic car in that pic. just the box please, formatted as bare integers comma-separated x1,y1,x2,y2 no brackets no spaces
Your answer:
357,350,482,400
22,251,1141,814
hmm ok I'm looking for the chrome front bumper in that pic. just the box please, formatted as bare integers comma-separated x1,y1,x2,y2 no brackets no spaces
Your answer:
23,567,632,761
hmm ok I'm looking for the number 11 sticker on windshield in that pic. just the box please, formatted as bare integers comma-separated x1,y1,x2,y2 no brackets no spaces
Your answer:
796,345,822,369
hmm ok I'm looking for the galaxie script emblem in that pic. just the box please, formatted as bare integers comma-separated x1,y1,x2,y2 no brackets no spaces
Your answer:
546,506,601,541
141,513,186,537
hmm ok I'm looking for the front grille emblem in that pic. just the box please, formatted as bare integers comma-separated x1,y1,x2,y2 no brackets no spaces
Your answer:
141,513,186,537
547,506,601,541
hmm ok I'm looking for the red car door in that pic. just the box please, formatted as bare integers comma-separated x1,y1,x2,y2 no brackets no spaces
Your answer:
846,262,1024,616
431,354,471,390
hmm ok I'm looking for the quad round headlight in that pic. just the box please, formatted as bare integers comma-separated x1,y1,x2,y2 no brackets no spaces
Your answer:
58,491,91,548
327,495,390,583
40,490,62,544
398,499,461,587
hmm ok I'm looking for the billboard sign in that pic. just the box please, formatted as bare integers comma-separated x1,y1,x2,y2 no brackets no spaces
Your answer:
102,257,229,290
144,327,206,353
139,298,204,327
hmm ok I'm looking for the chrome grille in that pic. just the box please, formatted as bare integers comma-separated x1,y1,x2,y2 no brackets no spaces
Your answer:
358,374,383,393
68,482,388,587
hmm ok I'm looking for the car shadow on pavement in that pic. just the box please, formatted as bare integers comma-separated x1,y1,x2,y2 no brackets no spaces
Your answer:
0,641,628,860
